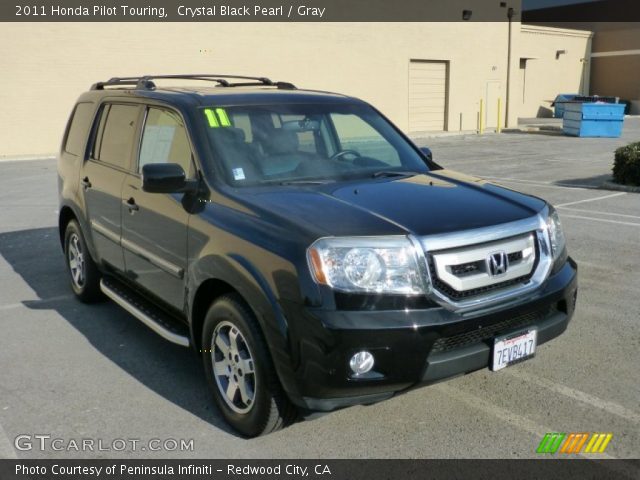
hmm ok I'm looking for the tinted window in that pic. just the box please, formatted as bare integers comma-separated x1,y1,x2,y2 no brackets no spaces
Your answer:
201,103,425,186
139,108,192,175
91,105,109,160
98,104,140,169
229,112,253,143
331,113,400,166
280,114,319,154
64,103,95,156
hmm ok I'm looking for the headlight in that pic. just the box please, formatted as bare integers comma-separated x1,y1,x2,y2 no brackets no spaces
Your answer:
307,236,427,295
546,207,567,261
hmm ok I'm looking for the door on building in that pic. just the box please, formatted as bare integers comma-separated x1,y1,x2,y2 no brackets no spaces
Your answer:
485,81,502,130
408,60,449,132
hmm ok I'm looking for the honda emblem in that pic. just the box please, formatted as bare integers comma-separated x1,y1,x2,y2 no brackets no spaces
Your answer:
487,251,509,276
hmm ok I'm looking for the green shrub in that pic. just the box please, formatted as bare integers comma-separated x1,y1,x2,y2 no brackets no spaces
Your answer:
613,142,640,186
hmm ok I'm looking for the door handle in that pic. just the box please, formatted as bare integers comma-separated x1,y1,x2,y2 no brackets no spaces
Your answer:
124,197,139,212
80,177,92,190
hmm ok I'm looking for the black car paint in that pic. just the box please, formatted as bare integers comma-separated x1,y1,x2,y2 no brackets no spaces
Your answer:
58,86,577,412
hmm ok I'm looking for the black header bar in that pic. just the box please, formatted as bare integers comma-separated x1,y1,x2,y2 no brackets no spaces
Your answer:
1,459,639,480
2,0,640,22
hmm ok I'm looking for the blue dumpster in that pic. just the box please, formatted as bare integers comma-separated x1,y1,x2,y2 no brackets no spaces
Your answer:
552,94,579,118
562,102,625,138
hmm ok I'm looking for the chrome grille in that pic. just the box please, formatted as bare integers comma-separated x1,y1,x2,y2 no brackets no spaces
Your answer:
450,260,482,276
417,212,554,312
427,232,538,301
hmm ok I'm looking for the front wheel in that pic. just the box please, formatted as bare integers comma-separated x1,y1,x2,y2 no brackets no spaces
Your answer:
202,294,296,437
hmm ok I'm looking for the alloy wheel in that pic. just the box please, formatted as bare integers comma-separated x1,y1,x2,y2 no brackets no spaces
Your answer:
211,321,257,414
68,233,85,289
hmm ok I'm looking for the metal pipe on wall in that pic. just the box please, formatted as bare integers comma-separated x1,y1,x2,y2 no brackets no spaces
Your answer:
505,7,515,129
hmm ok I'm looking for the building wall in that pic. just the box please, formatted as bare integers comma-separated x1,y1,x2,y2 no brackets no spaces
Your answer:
1,21,515,157
518,25,592,118
590,56,640,113
589,22,640,52
588,23,640,113
1,13,593,156
523,4,640,115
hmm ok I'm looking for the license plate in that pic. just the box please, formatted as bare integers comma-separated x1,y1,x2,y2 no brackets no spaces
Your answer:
491,329,537,371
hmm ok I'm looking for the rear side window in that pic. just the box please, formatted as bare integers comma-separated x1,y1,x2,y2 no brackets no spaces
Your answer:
96,104,140,169
64,103,95,156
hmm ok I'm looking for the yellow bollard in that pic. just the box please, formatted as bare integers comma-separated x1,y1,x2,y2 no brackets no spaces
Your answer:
479,99,484,134
497,98,502,133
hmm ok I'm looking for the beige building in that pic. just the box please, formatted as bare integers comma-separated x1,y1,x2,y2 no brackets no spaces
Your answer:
589,22,640,114
0,3,594,157
524,0,640,114
518,25,592,117
527,21,640,114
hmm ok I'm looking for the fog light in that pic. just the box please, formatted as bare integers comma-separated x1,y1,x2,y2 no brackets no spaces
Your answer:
349,351,375,375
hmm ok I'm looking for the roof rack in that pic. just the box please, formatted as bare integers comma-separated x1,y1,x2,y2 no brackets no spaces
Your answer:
90,74,297,91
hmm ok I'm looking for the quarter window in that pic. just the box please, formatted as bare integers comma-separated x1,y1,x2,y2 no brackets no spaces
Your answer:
64,103,95,157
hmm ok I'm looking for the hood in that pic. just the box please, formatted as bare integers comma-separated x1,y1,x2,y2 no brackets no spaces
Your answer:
235,170,546,238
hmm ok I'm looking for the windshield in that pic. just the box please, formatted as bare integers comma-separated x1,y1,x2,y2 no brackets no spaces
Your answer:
200,103,429,186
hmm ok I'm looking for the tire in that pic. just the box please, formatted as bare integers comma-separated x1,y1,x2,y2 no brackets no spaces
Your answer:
202,294,297,437
64,219,103,303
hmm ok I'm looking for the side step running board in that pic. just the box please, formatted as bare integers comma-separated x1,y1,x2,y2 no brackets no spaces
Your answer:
100,277,190,347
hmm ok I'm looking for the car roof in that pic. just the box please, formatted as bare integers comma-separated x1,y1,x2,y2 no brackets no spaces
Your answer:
78,85,365,108
150,86,363,106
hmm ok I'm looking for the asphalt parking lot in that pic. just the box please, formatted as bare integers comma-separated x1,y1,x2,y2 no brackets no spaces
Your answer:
0,119,639,460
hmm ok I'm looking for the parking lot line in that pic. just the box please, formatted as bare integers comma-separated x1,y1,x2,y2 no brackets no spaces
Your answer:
556,192,627,208
506,370,640,425
482,176,598,190
436,384,617,460
561,214,640,228
557,206,640,220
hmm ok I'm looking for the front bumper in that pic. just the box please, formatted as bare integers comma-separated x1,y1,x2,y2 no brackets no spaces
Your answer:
284,258,578,412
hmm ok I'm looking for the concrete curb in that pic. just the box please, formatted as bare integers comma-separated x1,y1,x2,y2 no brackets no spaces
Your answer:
410,130,482,141
504,127,564,135
0,155,55,162
601,180,640,193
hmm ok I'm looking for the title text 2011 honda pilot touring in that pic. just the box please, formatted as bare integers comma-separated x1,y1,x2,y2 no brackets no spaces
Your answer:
57,75,577,437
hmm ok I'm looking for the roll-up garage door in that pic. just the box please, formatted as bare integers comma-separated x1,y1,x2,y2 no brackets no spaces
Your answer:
408,60,448,132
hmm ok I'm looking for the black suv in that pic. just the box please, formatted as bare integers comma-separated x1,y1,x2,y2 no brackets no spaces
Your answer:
57,74,578,437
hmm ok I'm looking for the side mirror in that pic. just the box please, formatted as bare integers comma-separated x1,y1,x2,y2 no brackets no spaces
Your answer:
142,163,194,194
420,147,433,162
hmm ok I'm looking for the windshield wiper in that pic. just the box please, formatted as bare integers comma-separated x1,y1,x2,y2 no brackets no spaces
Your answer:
371,170,422,179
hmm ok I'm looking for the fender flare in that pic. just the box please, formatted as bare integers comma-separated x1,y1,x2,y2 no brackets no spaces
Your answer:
188,253,302,403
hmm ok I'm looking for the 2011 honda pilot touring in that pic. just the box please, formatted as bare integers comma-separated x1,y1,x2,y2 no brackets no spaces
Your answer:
57,74,577,437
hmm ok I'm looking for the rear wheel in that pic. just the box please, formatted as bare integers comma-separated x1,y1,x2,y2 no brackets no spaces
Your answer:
64,220,102,303
202,294,296,437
